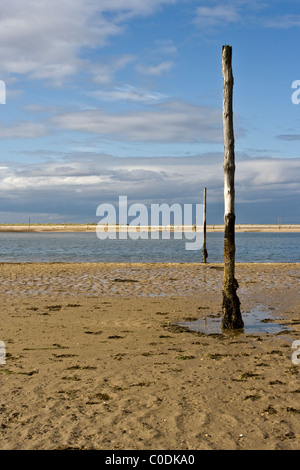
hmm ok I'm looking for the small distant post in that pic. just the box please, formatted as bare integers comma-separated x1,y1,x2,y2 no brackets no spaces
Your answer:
221,45,243,329
202,187,208,263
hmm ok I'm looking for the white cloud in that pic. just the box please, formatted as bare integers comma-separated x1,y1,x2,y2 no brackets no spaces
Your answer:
90,55,136,85
0,0,176,84
1,175,109,191
136,61,174,76
0,154,223,206
52,101,224,143
237,158,300,188
152,39,177,56
193,1,300,32
0,121,48,138
265,14,300,29
194,4,241,28
90,85,167,103
0,153,299,222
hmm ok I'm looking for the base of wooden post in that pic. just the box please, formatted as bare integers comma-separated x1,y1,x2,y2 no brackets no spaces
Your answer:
221,279,244,329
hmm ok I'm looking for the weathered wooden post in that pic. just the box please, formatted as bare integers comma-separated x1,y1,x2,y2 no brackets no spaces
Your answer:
202,187,208,263
221,45,244,329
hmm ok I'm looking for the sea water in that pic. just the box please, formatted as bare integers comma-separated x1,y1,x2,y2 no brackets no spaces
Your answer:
0,232,299,263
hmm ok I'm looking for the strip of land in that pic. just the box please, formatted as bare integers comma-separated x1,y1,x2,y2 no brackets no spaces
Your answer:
0,224,299,233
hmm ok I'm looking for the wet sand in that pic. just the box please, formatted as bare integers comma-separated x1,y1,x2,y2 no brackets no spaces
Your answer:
0,262,299,450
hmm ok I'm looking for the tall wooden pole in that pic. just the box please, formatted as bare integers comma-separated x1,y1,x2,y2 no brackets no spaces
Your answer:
202,187,208,263
221,45,244,329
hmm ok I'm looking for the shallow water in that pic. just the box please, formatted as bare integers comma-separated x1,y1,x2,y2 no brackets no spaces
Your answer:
177,306,290,336
0,232,299,263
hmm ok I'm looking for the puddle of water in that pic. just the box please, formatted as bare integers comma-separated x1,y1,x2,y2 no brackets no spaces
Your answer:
177,308,290,336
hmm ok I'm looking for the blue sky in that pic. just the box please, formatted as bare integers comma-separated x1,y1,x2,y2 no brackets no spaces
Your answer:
0,0,299,223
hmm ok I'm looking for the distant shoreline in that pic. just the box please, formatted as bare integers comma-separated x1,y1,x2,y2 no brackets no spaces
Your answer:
0,224,299,233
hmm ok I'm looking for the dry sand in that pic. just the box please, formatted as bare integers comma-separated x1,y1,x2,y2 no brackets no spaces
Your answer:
0,224,300,232
0,262,299,450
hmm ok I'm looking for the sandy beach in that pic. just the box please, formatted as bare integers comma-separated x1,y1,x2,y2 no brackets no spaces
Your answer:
0,262,299,450
0,224,300,233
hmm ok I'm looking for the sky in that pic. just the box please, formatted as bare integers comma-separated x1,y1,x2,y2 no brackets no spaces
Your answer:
0,0,299,224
